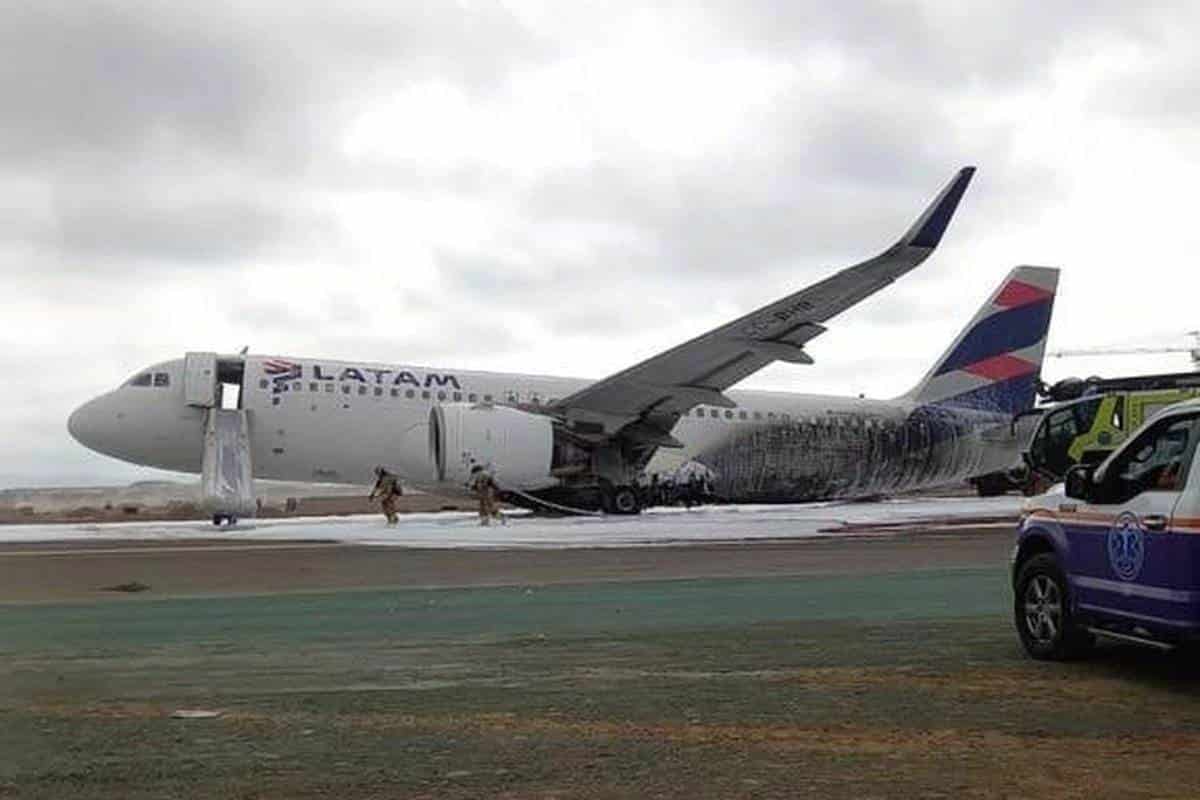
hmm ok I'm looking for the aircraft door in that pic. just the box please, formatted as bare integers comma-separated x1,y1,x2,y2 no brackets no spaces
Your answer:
184,352,219,407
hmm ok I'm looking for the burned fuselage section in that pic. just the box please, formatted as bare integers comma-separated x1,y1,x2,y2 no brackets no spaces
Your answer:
686,402,1018,503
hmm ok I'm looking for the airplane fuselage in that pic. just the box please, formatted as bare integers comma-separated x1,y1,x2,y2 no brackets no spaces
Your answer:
69,353,1025,503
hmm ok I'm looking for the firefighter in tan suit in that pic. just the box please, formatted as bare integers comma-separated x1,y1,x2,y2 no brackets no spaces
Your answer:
468,464,506,526
369,466,403,525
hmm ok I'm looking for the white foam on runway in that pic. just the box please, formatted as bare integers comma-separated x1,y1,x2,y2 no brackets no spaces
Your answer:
0,496,1022,549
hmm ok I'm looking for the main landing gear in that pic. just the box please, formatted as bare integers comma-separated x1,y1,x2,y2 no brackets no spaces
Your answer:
604,484,642,515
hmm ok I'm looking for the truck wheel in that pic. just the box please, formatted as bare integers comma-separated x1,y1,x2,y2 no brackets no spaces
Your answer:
607,485,642,515
1014,553,1092,660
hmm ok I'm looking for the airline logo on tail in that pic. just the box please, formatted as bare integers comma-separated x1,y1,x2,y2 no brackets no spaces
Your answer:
908,266,1059,415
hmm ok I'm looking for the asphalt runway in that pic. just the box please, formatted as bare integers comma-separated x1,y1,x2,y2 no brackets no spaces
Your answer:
5,515,1200,798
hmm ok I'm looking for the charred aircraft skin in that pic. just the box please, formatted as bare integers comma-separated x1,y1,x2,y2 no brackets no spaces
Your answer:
694,405,1016,503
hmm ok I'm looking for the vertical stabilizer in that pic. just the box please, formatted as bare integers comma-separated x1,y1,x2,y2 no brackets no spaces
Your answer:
903,265,1059,415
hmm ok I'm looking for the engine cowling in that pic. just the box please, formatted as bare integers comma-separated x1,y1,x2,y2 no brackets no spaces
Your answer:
428,404,557,490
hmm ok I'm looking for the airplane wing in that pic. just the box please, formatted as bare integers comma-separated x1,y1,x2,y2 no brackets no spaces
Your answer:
551,167,976,444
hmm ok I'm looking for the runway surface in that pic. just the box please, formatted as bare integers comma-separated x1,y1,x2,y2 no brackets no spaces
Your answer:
0,526,1013,604
0,495,1021,548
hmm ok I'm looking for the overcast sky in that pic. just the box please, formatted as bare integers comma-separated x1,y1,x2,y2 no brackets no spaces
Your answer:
4,1,1200,488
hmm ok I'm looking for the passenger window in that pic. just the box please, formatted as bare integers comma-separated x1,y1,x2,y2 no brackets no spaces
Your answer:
754,412,762,420
293,382,302,392
1104,416,1198,502
342,385,351,394
438,391,447,401
468,393,477,402
309,382,319,392
259,379,269,389
484,394,493,402
390,388,399,397
130,373,152,387
153,372,170,387
767,412,776,420
358,385,368,395
710,409,719,418
739,411,747,420
406,389,415,399
453,392,462,402
374,387,383,397
724,410,733,419
325,384,334,393
422,390,430,400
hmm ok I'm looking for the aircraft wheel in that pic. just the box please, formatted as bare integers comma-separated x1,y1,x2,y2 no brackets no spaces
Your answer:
607,485,642,515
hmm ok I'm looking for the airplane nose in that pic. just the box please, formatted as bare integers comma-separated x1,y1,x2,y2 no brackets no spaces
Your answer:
67,398,98,449
68,395,112,454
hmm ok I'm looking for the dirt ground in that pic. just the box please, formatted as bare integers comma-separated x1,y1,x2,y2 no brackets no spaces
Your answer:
4,528,1200,798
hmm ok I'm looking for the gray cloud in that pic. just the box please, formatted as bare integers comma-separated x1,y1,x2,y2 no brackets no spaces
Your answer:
435,248,556,301
704,0,1166,89
0,1,550,167
0,1,551,282
1,5,299,169
52,190,288,265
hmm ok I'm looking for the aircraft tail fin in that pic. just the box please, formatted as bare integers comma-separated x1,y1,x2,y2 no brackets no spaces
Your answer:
903,265,1060,415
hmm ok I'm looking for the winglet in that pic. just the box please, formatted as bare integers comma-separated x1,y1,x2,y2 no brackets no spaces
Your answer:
899,166,976,250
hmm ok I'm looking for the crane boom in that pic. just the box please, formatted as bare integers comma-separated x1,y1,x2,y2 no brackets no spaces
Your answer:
1049,332,1200,368
1050,346,1191,357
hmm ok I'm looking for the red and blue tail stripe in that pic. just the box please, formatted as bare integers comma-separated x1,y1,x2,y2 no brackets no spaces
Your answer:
905,266,1059,416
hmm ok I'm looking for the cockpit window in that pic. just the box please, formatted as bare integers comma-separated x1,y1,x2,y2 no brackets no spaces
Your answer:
125,370,170,388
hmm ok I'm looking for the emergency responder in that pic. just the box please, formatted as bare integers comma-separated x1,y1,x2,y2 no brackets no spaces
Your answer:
468,464,506,526
369,466,403,525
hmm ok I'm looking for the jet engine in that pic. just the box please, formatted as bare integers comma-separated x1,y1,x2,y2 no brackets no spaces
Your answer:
428,404,558,490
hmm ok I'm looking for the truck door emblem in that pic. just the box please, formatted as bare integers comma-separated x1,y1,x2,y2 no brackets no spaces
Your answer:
1107,511,1145,582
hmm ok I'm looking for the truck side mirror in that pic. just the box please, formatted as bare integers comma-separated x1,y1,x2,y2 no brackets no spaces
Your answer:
1064,464,1095,502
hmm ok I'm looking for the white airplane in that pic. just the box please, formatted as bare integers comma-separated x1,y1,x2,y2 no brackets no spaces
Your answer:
68,167,1059,516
